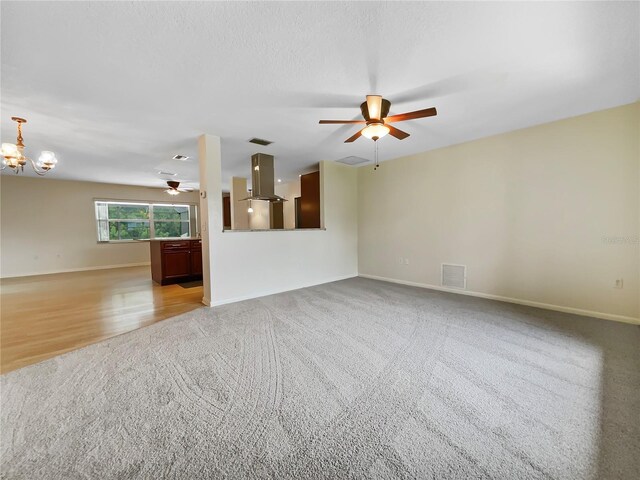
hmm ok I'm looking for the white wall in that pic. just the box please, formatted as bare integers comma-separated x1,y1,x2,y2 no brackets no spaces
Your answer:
209,160,358,305
199,134,222,306
358,103,640,322
0,176,199,277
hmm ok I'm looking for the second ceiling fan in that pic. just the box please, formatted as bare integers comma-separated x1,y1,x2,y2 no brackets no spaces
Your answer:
319,95,437,143
165,180,193,196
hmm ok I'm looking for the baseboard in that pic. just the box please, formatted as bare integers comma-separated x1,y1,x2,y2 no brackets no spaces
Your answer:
358,274,640,325
202,297,211,307
209,274,358,307
0,262,151,279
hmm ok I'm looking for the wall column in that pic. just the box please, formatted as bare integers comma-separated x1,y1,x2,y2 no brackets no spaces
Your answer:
198,134,222,306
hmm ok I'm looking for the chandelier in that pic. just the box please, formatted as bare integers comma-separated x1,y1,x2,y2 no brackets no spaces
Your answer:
2,117,58,175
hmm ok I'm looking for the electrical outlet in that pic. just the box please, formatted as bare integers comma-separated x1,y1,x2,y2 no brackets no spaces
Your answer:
614,279,624,289
404,258,409,265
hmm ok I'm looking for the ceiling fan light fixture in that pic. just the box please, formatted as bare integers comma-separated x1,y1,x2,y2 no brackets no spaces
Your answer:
362,123,390,140
165,180,182,195
366,95,383,121
319,95,435,143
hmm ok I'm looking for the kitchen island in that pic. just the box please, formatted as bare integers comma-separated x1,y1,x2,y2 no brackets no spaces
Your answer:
149,238,202,285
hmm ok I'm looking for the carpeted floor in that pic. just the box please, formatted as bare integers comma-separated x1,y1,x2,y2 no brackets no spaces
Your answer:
1,277,639,479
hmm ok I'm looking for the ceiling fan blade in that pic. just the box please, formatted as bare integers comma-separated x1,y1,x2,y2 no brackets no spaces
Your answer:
319,119,365,124
366,95,383,121
387,125,410,140
344,130,363,143
385,107,437,123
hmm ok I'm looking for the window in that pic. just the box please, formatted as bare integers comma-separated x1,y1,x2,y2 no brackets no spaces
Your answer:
95,201,196,242
152,205,190,238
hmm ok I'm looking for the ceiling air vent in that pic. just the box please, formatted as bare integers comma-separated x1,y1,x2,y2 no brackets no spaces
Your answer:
248,138,273,146
336,156,369,166
172,154,189,161
442,264,466,289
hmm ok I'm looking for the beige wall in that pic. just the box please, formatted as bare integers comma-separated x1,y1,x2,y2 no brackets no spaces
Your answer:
230,176,249,230
0,176,199,277
358,103,640,321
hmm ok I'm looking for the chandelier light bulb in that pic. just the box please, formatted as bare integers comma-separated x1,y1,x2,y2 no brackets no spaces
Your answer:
2,143,18,158
37,151,57,169
248,206,254,213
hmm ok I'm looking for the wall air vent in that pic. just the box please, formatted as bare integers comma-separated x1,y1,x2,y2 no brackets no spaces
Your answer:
158,171,177,176
336,156,369,166
172,154,189,161
248,138,273,146
442,264,466,289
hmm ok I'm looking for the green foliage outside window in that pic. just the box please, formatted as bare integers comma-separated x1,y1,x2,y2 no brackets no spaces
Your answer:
108,221,150,240
107,204,149,220
96,202,194,242
153,205,188,220
152,205,189,238
153,221,190,238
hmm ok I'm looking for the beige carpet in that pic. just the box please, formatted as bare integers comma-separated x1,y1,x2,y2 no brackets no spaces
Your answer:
2,277,639,479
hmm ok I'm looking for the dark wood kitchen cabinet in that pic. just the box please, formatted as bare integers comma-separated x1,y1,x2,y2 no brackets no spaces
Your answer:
299,171,320,228
150,239,203,285
190,241,203,276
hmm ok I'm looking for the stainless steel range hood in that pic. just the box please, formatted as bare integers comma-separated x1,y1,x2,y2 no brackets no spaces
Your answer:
241,153,287,202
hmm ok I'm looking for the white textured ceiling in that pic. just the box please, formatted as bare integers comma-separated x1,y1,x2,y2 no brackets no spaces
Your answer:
1,1,638,190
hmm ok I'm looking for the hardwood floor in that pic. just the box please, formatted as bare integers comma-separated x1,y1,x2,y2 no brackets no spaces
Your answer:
0,266,204,374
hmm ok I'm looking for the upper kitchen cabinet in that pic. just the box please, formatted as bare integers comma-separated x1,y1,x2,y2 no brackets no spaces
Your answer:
299,171,320,228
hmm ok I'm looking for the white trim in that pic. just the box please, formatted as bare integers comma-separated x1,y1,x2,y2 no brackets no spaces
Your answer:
210,274,358,307
0,262,151,279
202,297,211,307
358,273,640,325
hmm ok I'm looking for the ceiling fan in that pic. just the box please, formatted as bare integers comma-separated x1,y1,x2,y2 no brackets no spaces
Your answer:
165,180,193,196
319,95,437,143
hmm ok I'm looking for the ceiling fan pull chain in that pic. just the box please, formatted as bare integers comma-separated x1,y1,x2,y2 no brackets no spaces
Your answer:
374,140,379,171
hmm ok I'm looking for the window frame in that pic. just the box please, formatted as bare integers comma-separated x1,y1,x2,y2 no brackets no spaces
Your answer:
94,199,198,243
